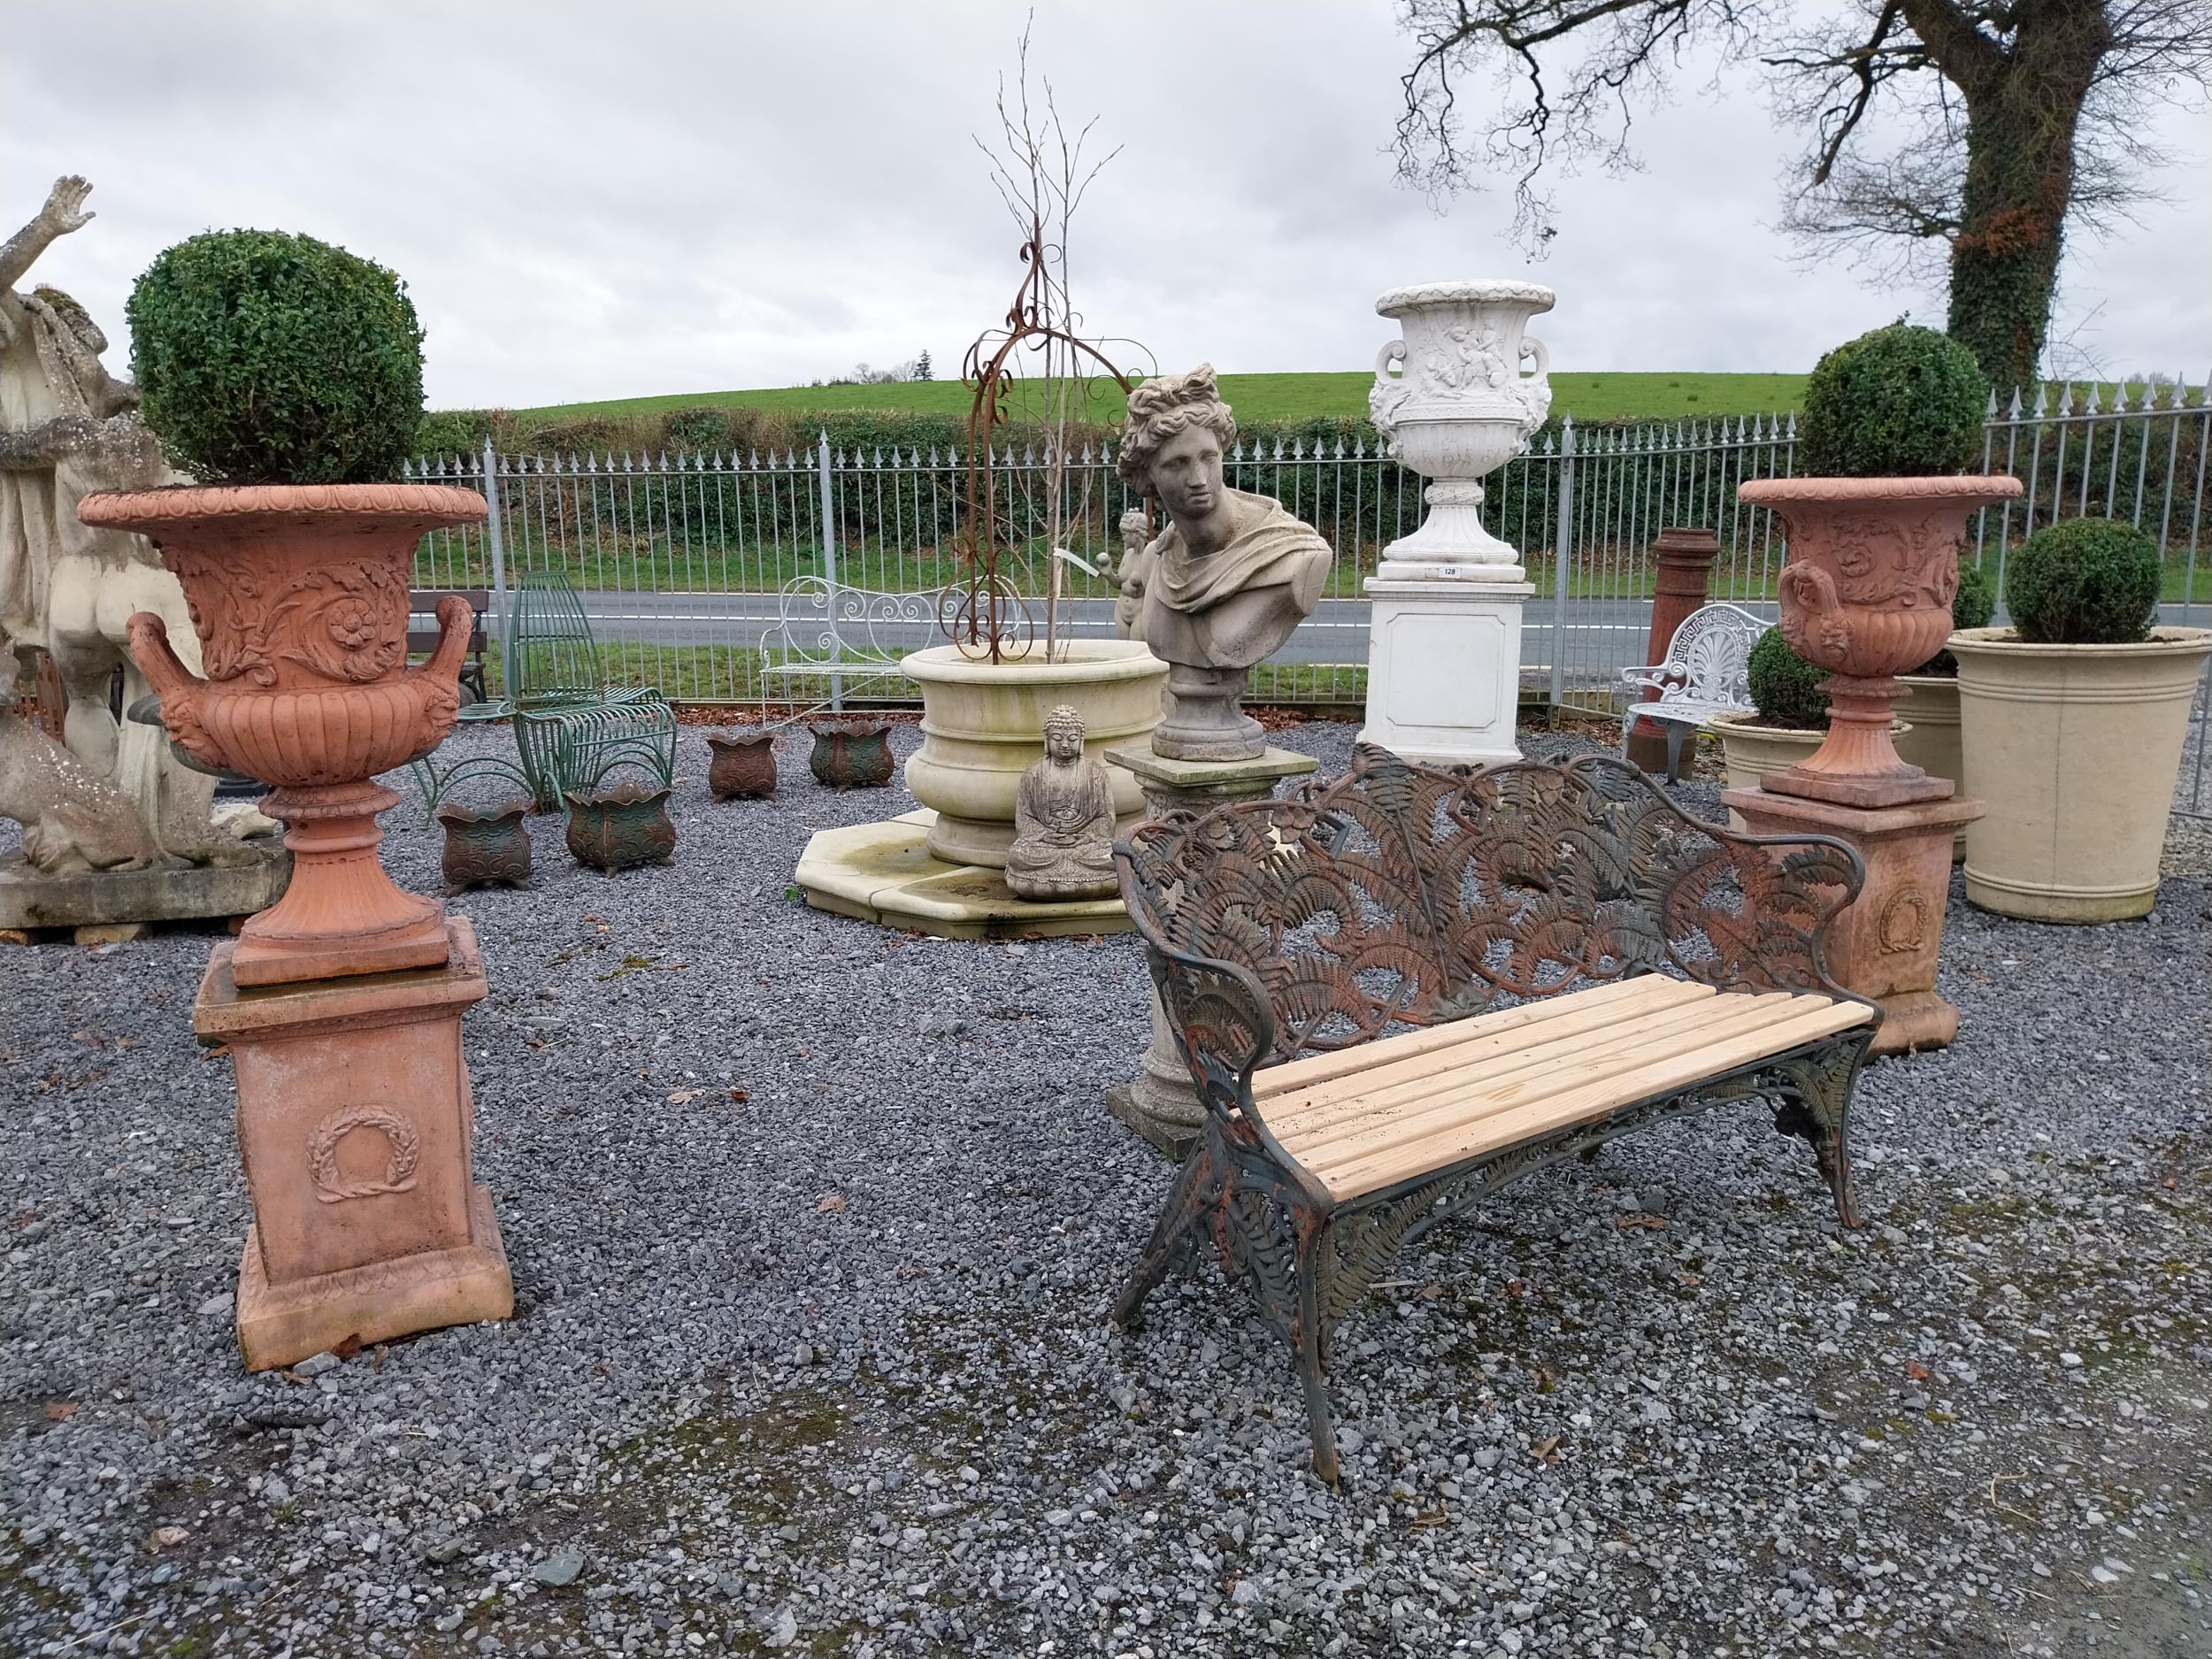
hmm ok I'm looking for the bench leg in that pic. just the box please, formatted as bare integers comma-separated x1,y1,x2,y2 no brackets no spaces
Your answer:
1294,1234,1340,1486
1664,721,1689,784
1770,1041,1868,1230
1111,1142,1217,1331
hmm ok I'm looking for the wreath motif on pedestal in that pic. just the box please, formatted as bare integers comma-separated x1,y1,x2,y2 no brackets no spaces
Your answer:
306,1105,421,1202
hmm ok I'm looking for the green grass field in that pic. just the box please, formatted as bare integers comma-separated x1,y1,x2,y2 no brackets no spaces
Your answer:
509,372,1814,428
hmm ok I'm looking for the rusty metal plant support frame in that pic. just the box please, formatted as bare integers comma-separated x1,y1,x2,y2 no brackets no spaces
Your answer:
941,221,1140,664
1110,748,1882,1485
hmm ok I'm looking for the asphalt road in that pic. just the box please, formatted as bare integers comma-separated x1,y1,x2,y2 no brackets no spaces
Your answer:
555,589,2207,680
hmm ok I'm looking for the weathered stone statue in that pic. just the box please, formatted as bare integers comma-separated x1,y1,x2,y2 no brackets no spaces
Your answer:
0,175,259,873
1110,507,1153,639
1003,704,1118,901
0,687,156,872
1117,365,1331,760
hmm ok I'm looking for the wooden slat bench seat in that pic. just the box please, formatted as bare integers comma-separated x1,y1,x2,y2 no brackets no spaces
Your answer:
1111,747,1880,1485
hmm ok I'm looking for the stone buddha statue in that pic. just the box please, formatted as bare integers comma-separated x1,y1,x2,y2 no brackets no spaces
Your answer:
1004,704,1119,902
1117,365,1332,760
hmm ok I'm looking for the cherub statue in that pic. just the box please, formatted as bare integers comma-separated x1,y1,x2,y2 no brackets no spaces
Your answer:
0,174,264,869
1003,704,1118,902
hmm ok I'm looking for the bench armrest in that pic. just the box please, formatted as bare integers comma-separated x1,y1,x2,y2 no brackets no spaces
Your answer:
1141,935,1278,1121
1661,826,1876,1016
1618,661,1685,695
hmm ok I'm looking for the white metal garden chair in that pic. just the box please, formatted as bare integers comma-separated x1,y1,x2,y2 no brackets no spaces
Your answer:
1618,601,1769,780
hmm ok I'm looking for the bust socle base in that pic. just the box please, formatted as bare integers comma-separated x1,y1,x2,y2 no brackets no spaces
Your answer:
193,917,512,1370
1102,743,1319,1156
1358,570,1534,767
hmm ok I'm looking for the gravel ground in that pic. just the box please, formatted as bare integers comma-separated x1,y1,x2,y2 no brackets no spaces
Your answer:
3,716,2208,1659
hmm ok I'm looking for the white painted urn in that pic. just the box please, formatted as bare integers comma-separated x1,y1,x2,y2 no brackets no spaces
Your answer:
1370,280,1555,577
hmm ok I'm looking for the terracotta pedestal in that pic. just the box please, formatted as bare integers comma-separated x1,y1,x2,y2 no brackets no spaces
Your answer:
194,917,512,1369
1626,527,1720,775
1102,744,1319,1156
1724,786,1983,1056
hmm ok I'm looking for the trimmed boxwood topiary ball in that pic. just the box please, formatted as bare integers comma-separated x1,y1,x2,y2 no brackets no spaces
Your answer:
1798,322,1986,479
127,229,425,485
2006,517,2162,645
1909,558,1998,675
1748,626,1830,729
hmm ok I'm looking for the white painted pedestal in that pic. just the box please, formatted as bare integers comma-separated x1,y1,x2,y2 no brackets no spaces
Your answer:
1358,572,1533,766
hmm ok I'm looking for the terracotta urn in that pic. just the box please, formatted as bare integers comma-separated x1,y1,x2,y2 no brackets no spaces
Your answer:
82,483,488,985
1735,474,2022,807
564,781,677,872
435,799,533,891
706,728,778,800
807,718,896,789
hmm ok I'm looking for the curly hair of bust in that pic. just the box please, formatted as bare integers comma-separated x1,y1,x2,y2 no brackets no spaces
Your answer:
1117,364,1237,488
1043,703,1085,744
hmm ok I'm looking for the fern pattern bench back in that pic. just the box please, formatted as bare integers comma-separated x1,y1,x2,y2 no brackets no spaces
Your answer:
1116,747,1864,1069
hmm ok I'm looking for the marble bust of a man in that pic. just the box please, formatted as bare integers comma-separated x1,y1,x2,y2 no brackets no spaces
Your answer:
1117,365,1332,760
1004,705,1118,902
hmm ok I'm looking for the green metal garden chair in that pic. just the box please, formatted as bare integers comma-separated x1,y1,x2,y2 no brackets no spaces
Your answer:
505,569,677,810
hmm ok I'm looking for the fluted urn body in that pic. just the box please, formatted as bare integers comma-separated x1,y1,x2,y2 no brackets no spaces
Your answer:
1370,280,1555,577
1737,474,2024,807
79,483,489,985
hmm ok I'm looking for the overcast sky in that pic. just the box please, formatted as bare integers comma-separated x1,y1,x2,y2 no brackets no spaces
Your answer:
6,2,2206,410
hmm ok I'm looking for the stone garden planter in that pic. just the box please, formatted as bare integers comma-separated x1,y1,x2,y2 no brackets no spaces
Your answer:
434,799,532,891
1893,674,1966,860
564,782,677,873
706,729,778,799
807,718,896,790
88,482,484,985
1951,626,2212,921
901,640,1167,866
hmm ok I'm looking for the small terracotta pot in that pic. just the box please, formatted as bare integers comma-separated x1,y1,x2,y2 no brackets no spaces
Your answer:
807,719,895,789
435,800,533,891
564,783,677,873
706,729,778,800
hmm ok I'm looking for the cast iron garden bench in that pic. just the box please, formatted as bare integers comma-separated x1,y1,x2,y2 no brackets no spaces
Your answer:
1112,746,1879,1484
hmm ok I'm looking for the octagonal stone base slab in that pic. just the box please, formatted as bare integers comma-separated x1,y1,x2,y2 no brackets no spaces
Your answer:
796,810,1131,941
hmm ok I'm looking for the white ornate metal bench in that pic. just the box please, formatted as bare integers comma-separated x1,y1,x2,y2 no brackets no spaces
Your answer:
757,575,947,705
1617,601,1768,780
1112,747,1878,1485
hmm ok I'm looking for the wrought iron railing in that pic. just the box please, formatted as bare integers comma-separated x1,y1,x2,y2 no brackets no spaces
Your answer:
405,380,2208,816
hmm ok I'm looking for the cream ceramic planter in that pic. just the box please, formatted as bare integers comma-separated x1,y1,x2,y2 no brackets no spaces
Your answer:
1894,674,1967,861
1951,626,2212,923
1709,711,1909,830
902,641,1168,867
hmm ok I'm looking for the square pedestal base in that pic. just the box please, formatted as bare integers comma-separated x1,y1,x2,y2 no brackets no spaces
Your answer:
1723,785,1985,1057
237,1183,512,1371
1098,747,1322,1157
195,917,513,1370
1359,576,1533,766
1101,745,1319,819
